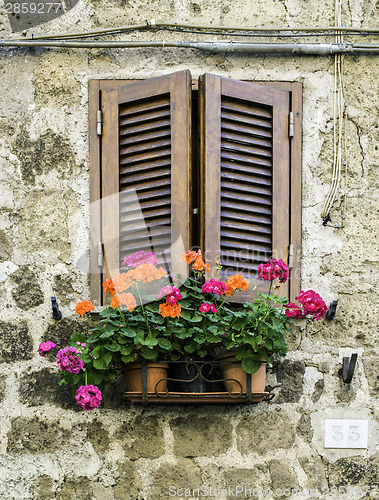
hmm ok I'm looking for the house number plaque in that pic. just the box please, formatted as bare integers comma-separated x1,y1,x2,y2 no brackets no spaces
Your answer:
324,419,368,449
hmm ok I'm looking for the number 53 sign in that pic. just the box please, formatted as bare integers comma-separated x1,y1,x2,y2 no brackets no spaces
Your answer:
324,419,368,449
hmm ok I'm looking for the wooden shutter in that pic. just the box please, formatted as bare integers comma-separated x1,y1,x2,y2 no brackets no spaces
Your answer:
98,71,192,298
199,74,294,302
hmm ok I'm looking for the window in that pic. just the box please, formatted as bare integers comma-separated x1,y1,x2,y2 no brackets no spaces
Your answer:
89,71,302,305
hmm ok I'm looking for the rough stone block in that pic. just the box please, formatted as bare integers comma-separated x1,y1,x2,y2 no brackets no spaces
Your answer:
18,368,75,409
273,360,306,403
236,408,295,455
151,459,202,498
86,420,110,454
296,413,313,443
33,475,55,500
0,320,33,363
362,357,379,397
10,266,44,310
327,457,379,487
269,460,299,498
221,467,269,498
7,416,71,454
171,415,233,457
43,317,92,350
113,460,141,500
299,456,328,491
113,415,165,459
56,477,93,500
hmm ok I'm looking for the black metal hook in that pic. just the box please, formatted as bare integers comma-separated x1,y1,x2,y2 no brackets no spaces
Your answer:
325,299,338,320
51,296,62,321
342,353,358,383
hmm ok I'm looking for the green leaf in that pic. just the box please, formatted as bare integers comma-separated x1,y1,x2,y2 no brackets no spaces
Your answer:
120,328,137,338
241,357,261,374
158,338,172,350
121,354,135,364
104,344,121,352
141,346,158,360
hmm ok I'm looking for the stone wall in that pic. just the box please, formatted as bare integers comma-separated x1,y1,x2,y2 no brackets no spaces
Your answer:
0,0,378,498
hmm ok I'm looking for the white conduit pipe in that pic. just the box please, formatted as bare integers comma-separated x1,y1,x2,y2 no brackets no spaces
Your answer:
0,39,379,54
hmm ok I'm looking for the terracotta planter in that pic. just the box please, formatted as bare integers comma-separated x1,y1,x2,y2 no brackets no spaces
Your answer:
123,362,169,393
217,353,267,394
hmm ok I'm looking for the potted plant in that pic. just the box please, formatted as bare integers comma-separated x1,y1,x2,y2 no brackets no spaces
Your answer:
38,250,327,409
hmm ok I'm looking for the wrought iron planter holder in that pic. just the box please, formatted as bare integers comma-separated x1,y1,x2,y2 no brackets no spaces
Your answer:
124,358,274,406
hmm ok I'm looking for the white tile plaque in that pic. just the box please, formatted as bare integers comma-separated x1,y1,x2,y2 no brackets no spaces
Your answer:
324,419,368,449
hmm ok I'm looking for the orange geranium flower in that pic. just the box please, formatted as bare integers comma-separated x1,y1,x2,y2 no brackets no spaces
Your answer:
181,249,202,264
126,264,167,284
158,302,181,318
112,273,131,293
75,300,95,316
117,292,136,312
110,295,120,309
223,283,235,297
228,274,248,292
102,278,116,296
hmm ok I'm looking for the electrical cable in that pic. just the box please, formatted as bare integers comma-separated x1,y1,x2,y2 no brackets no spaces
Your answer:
9,20,379,42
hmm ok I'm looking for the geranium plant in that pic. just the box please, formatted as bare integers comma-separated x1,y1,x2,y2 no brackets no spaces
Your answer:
39,250,327,410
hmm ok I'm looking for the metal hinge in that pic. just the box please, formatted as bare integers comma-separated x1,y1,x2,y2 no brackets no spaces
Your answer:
288,111,294,138
96,110,103,136
193,208,199,215
98,242,104,268
288,243,294,269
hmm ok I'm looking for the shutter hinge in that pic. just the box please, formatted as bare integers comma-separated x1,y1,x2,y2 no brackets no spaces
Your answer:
288,243,294,269
288,112,294,138
98,242,104,268
96,110,103,136
193,208,199,215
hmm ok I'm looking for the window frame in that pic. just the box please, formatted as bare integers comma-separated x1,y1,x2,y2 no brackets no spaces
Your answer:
89,77,302,305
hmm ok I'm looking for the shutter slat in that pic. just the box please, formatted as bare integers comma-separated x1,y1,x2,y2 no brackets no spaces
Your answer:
221,151,272,168
221,141,271,158
120,117,171,136
119,148,171,165
119,96,170,118
221,170,272,187
221,109,272,130
221,130,272,149
120,128,171,146
221,99,272,120
120,137,171,156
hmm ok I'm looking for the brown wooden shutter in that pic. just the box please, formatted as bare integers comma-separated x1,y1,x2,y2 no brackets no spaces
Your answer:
100,71,192,293
199,74,293,302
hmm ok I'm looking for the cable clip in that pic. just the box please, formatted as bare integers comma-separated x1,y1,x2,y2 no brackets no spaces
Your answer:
147,19,156,28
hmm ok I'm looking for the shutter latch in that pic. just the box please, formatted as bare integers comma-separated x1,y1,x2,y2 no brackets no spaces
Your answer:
97,110,103,136
288,243,294,269
288,112,294,138
98,242,104,268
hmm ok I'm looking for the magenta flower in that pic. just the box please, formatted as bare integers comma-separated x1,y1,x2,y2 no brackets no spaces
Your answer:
202,279,229,296
38,341,56,357
258,258,289,283
296,290,327,320
284,302,303,319
157,285,182,304
122,250,157,268
75,385,102,411
199,302,211,313
56,346,84,374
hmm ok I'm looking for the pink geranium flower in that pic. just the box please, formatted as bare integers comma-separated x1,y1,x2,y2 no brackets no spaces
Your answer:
258,258,289,283
122,250,157,268
199,303,218,314
202,279,229,296
56,346,84,374
157,285,182,304
297,290,327,320
284,302,303,319
38,341,56,357
75,385,102,411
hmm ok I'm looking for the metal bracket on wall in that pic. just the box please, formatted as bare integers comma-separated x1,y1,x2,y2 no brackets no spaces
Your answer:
341,353,358,383
51,296,62,321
